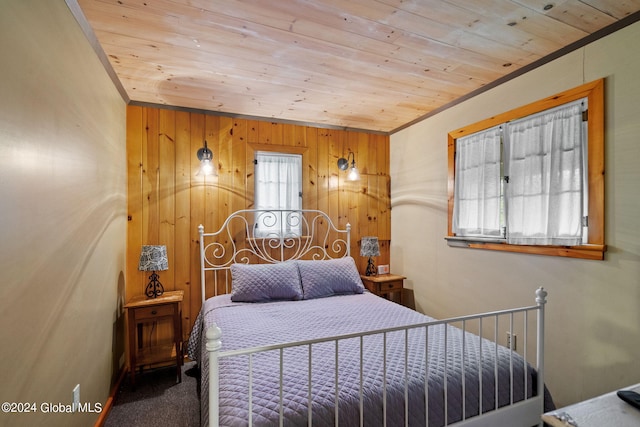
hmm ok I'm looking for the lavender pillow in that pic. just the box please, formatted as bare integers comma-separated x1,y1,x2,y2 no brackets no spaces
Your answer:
230,262,302,302
297,257,364,300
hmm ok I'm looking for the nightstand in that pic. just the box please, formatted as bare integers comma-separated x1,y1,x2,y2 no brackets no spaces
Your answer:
542,383,640,427
360,274,406,305
125,290,183,387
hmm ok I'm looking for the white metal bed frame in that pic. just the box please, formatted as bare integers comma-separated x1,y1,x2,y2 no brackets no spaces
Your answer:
197,209,548,427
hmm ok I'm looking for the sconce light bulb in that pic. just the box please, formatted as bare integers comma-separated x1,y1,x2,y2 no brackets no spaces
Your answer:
198,159,214,176
348,164,359,181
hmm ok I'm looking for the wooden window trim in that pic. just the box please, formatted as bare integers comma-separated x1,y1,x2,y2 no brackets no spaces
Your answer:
447,79,606,260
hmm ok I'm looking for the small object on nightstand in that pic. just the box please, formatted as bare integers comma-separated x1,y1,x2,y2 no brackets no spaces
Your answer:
125,290,183,388
545,412,578,427
360,274,405,305
377,264,389,275
618,390,640,410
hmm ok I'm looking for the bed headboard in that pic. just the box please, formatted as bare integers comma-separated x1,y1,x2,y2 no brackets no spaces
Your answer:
198,209,351,302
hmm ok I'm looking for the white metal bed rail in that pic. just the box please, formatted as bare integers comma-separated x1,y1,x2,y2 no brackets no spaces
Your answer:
206,287,548,427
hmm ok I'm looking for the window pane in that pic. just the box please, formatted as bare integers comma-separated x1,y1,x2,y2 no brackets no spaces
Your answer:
255,152,302,237
504,99,585,245
453,126,502,237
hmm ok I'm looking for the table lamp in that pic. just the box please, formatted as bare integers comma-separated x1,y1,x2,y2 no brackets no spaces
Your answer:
138,245,169,298
360,236,380,276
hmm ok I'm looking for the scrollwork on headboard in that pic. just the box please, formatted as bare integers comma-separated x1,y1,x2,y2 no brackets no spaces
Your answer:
198,209,351,301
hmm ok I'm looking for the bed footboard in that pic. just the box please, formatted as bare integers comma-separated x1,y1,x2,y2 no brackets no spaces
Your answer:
205,288,549,427
205,325,222,426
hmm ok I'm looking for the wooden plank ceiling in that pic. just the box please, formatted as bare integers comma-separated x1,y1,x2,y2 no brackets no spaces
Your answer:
75,0,640,133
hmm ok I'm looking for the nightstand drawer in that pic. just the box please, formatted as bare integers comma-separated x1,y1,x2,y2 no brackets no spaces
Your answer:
135,304,175,320
382,281,403,292
360,274,406,305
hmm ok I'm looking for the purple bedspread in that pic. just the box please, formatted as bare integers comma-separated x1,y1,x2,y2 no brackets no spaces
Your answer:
187,292,551,426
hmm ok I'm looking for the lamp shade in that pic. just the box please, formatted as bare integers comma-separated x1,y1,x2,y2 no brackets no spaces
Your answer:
138,245,169,272
360,237,380,257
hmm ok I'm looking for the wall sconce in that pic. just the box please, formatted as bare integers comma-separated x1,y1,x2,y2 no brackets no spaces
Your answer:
337,151,359,181
360,236,380,276
138,245,169,298
196,140,216,176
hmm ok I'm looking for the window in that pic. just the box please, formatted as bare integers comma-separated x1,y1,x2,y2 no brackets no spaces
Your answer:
447,79,605,260
254,151,303,237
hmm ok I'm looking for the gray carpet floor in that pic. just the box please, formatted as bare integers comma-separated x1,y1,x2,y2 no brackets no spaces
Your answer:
104,361,201,427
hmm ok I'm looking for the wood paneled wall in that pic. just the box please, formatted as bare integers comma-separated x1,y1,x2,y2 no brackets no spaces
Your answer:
126,105,391,337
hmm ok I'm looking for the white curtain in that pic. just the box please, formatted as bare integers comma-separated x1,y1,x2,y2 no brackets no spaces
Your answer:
255,152,302,237
452,125,503,237
504,99,585,245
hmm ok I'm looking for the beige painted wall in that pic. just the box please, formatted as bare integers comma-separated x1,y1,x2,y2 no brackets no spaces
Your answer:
0,1,126,426
391,21,640,408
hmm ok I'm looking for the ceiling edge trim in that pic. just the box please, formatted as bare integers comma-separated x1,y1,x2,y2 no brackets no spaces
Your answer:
65,0,130,104
128,100,390,136
389,10,640,135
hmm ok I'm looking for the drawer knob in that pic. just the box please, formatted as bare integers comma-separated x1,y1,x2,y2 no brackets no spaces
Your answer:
151,310,157,315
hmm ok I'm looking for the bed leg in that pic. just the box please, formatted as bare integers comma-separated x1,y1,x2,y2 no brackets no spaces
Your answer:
206,324,222,427
535,287,548,427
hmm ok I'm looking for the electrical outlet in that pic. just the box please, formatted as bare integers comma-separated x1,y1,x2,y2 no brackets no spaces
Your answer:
506,332,517,351
73,384,80,412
